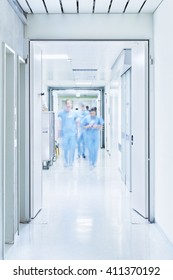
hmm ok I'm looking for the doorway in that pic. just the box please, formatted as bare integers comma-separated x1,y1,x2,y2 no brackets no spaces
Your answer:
29,40,150,222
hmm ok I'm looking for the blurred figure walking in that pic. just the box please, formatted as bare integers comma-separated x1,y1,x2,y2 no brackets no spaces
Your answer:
57,99,79,167
77,103,89,159
82,108,104,168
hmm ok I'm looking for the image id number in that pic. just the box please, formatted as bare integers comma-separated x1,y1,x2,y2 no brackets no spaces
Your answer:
105,266,160,276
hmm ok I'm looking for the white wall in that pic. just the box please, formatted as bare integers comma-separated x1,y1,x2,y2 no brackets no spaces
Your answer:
0,0,25,259
26,14,152,40
154,0,173,244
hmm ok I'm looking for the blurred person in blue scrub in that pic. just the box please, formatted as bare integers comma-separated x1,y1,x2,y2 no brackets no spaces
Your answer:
58,99,79,167
77,103,89,159
82,107,104,168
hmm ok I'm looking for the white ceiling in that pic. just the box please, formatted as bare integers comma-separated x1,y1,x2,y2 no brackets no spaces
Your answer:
17,0,163,14
37,40,142,89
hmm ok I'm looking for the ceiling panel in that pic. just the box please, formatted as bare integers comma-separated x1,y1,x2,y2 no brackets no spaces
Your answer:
40,41,137,88
125,0,145,13
79,0,93,13
140,0,163,13
95,0,111,13
110,0,129,13
61,0,77,13
17,0,31,13
66,42,108,72
41,45,69,56
27,0,46,13
45,0,62,13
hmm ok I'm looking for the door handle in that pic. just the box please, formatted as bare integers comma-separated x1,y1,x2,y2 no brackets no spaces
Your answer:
131,135,133,145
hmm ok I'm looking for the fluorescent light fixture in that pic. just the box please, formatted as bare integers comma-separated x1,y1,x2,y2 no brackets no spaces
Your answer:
65,89,76,94
76,92,80,97
42,54,69,60
75,82,92,85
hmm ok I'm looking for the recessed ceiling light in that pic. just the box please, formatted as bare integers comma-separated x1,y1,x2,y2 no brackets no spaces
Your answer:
76,92,80,97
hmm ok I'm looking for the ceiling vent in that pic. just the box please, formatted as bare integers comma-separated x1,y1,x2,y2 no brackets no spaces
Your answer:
72,69,98,72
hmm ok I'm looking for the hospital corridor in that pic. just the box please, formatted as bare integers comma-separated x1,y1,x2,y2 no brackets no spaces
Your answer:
1,0,173,261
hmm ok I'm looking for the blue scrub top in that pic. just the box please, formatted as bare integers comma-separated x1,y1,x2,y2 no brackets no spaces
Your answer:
78,110,89,129
82,115,104,138
58,110,78,136
79,110,89,119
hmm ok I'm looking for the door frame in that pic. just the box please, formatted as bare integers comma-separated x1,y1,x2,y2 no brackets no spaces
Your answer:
28,39,153,222
2,43,16,258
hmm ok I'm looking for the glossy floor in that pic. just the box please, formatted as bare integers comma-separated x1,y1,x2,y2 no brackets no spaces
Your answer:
5,151,173,259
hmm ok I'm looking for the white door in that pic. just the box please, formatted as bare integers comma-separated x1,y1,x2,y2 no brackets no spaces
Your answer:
131,42,148,218
30,43,43,218
17,57,29,229
121,68,131,191
125,69,131,191
121,73,126,183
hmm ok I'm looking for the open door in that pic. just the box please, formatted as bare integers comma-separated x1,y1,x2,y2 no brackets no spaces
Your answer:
116,45,148,218
17,56,30,229
131,42,148,218
30,42,43,218
121,68,132,191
